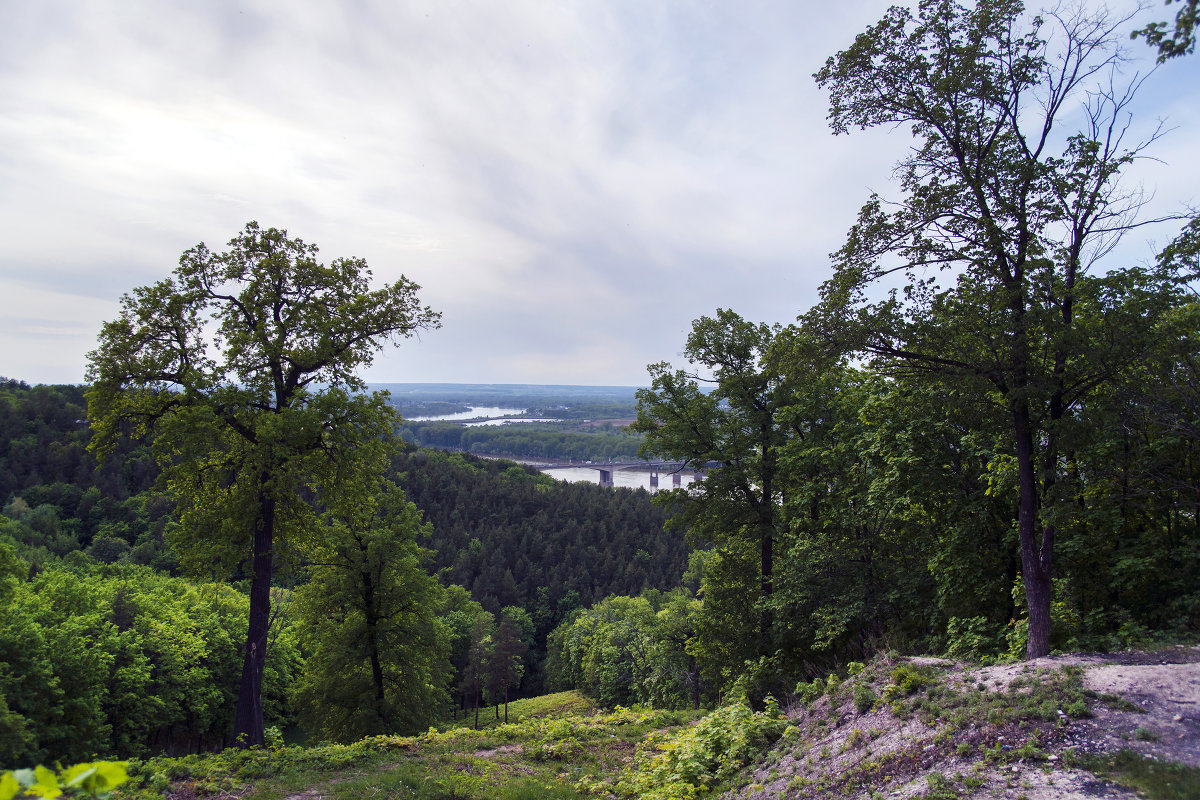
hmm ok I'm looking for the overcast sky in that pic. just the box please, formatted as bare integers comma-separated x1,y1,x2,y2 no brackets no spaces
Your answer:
2,1,1196,387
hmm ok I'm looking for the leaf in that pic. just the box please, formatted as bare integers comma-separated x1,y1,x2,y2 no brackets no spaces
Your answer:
90,762,129,790
59,765,97,789
0,772,21,800
31,766,61,798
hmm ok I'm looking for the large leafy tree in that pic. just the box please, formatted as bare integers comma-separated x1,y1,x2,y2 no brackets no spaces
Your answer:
812,0,1186,657
294,481,450,740
631,310,794,661
86,222,439,745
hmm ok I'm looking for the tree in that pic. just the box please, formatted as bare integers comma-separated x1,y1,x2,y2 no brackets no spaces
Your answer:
631,309,793,662
294,480,450,740
812,0,1183,656
458,613,495,730
487,612,527,723
86,222,439,745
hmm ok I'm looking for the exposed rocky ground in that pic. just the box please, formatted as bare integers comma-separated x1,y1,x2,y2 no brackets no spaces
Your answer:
727,647,1199,799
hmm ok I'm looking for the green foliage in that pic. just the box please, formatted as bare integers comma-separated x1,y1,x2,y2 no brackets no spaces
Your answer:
632,310,793,669
0,558,299,765
945,616,1003,661
0,381,169,571
293,482,450,740
853,684,878,714
547,590,702,710
594,701,787,800
1083,748,1200,800
85,221,438,746
0,761,128,799
116,701,697,800
812,0,1192,660
882,664,938,703
793,676,827,707
1132,0,1198,61
395,449,686,697
399,420,645,462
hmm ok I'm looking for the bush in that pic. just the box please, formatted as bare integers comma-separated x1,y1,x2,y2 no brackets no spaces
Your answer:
853,684,878,714
945,616,1001,660
882,664,936,702
598,701,788,800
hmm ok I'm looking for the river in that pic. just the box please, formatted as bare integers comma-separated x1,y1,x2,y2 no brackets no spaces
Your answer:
538,466,697,493
407,406,695,492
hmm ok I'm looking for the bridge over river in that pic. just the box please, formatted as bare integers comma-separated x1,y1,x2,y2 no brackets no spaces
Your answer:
535,460,704,488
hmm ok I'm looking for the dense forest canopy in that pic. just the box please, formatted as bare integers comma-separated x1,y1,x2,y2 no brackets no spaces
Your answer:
0,379,683,763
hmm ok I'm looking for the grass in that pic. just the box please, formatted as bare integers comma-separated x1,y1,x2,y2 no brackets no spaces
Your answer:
883,663,1094,734
439,690,597,732
1084,749,1200,800
115,694,704,800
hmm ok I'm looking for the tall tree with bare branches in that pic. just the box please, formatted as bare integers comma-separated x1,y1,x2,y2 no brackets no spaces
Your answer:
812,0,1186,657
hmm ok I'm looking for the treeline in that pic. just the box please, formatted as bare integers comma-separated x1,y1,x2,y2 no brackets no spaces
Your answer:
397,421,644,461
0,551,299,764
0,381,685,763
390,399,472,418
0,524,517,763
395,451,682,617
0,380,175,572
521,401,637,420
549,353,1200,709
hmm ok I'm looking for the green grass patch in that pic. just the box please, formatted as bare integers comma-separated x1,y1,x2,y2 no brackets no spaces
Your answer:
1084,749,1200,800
1086,690,1146,713
887,663,1093,732
114,701,702,800
441,690,597,731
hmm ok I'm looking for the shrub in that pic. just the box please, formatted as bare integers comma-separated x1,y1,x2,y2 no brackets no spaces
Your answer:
853,684,878,714
598,701,788,800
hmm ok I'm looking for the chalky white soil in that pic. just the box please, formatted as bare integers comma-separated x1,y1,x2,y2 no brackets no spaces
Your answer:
733,646,1199,800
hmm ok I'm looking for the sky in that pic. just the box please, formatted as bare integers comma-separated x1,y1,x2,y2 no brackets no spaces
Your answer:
1,1,1197,387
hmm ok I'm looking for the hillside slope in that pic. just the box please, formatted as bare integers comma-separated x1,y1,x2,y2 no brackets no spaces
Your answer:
726,648,1199,800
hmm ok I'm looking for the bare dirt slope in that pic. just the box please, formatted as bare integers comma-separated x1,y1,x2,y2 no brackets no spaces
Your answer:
727,647,1199,800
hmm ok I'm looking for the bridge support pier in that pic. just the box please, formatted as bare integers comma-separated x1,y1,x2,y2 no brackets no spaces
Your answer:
649,465,658,489
599,469,614,488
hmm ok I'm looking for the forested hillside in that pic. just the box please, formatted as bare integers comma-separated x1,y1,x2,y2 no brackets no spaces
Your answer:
0,380,174,571
0,378,684,764
394,450,682,617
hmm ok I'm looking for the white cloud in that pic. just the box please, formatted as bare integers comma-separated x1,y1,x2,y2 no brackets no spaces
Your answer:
0,0,1195,386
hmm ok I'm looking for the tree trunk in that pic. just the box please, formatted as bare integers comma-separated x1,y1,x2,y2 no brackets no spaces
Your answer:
1014,404,1053,658
233,493,275,747
760,524,773,656
363,568,388,731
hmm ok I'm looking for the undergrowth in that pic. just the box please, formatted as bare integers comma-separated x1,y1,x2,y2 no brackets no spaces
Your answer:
113,699,701,800
1081,749,1200,800
580,698,789,800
